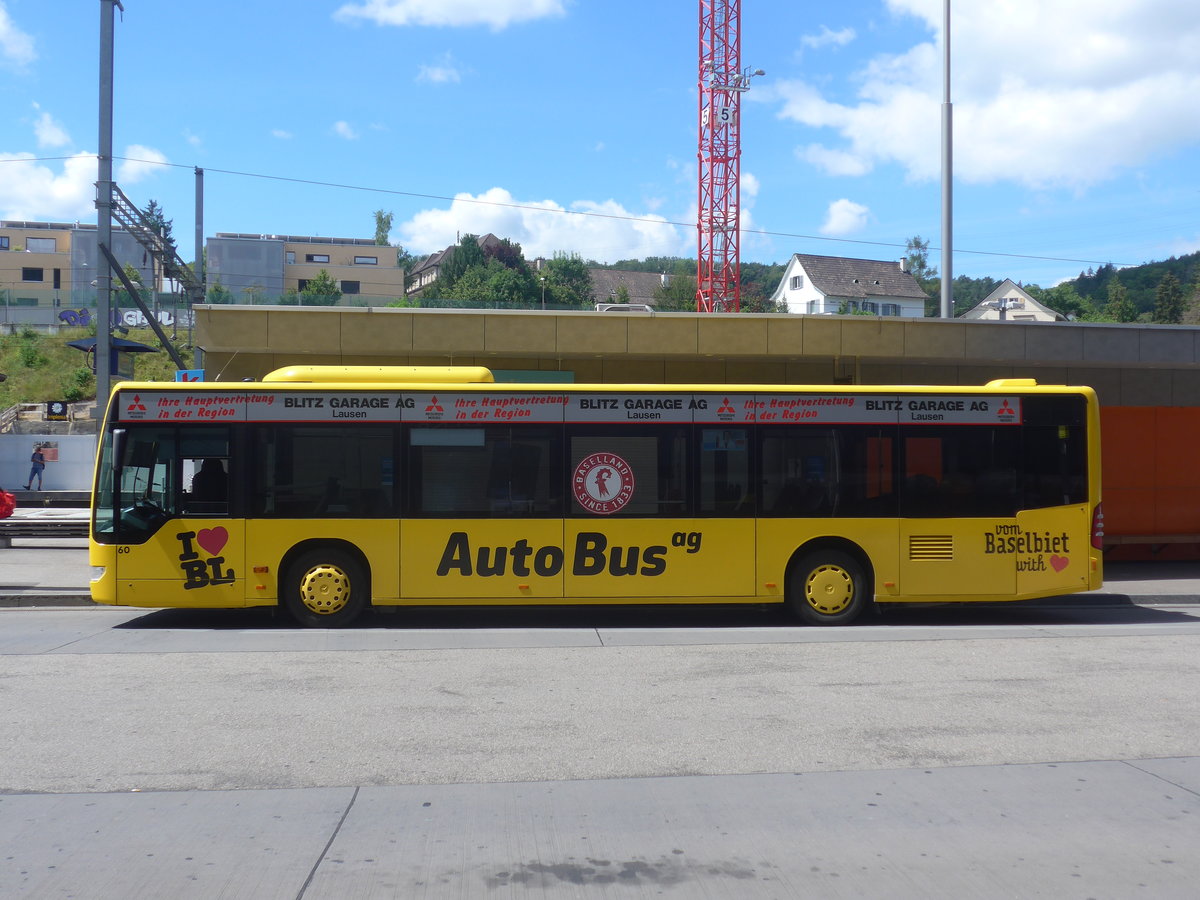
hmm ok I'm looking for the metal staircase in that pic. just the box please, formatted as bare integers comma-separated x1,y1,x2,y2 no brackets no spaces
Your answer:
108,183,205,306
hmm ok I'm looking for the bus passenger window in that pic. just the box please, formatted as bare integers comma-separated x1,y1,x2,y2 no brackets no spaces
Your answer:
253,426,395,518
568,427,689,517
181,428,232,515
407,426,561,517
759,430,838,517
190,459,227,501
699,428,751,514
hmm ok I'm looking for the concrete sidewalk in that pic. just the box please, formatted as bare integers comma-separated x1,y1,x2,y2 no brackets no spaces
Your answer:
0,535,93,604
0,536,1197,608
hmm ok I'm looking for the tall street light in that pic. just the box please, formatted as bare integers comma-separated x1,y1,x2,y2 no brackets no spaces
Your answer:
97,0,124,403
939,0,954,319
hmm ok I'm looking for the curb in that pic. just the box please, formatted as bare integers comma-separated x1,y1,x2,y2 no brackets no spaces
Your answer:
0,594,1195,609
0,594,96,608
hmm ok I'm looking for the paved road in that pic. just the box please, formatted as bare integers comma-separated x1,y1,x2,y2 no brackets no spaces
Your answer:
3,602,1200,898
2,540,1200,898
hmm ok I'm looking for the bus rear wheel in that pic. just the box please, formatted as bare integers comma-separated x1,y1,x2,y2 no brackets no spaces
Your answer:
787,550,870,625
283,548,368,628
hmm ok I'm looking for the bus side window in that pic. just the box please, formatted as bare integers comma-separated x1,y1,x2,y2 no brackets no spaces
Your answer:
567,426,690,517
191,459,227,501
759,430,837,517
181,428,232,516
698,428,752,515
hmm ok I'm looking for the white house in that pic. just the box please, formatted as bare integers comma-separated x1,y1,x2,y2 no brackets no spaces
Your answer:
769,254,929,317
959,279,1066,322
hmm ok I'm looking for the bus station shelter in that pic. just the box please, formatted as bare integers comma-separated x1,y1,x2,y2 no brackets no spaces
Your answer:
194,305,1200,558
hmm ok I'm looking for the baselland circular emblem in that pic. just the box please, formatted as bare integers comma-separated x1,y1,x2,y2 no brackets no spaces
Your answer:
572,452,636,515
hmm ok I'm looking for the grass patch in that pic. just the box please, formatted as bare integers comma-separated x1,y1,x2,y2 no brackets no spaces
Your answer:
0,327,194,407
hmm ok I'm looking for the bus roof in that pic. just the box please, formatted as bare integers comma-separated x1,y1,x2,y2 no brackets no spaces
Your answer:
262,365,495,385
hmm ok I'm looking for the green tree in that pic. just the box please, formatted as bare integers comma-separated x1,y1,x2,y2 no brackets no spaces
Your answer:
301,269,341,306
439,266,491,305
1153,272,1184,324
740,261,788,308
115,262,149,307
207,281,234,304
654,272,698,311
371,209,418,279
144,199,175,251
740,292,788,313
1105,275,1137,322
484,237,529,273
905,235,940,315
373,209,393,246
1185,278,1200,325
437,234,487,294
486,264,534,307
396,245,417,277
1026,283,1098,320
905,236,937,283
540,252,593,308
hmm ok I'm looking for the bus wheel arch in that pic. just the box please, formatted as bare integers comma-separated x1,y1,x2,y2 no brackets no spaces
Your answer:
280,540,371,628
784,538,874,626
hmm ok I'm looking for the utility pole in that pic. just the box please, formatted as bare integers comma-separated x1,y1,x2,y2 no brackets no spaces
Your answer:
96,0,123,404
194,166,204,362
939,0,953,319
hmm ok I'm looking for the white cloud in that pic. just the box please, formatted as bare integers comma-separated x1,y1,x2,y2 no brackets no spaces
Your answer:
33,109,70,148
798,143,871,177
0,152,97,220
801,25,855,50
0,142,167,221
333,121,359,140
776,0,1200,189
820,199,870,236
335,0,565,30
417,54,462,84
272,129,294,140
118,145,168,183
741,171,760,199
0,2,35,69
396,187,687,263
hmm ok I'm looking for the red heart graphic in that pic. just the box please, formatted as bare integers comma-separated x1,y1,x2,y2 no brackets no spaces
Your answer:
197,526,228,556
1049,555,1069,573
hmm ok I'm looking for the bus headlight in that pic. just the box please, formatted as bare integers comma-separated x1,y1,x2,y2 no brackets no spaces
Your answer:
90,566,106,583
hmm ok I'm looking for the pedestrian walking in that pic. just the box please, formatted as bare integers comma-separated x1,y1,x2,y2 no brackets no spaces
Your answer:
23,444,46,491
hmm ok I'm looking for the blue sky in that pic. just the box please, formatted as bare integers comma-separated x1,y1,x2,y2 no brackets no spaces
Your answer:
2,0,1199,288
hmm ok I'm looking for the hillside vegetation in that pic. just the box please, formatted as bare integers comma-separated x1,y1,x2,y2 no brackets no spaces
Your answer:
1070,251,1200,317
0,326,190,409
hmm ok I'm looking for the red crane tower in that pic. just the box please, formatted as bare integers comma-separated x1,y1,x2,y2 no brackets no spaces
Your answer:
696,0,762,313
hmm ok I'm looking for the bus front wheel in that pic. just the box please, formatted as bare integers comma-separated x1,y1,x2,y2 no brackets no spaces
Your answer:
283,548,368,628
787,550,870,625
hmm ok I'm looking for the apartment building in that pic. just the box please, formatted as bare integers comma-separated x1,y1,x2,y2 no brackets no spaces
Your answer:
207,233,405,302
0,220,153,315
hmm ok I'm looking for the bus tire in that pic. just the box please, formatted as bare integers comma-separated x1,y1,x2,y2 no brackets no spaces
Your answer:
787,550,870,626
283,548,368,628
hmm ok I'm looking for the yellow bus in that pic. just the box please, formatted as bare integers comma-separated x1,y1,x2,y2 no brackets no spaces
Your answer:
89,366,1103,627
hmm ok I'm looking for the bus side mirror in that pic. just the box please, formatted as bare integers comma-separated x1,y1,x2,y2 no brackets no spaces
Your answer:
112,429,126,473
